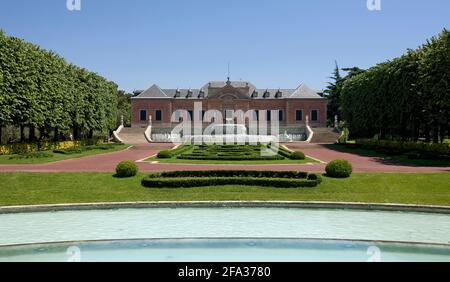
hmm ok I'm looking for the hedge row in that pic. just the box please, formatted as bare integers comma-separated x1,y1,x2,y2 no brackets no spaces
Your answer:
141,177,320,189
0,139,105,155
349,139,450,159
0,31,118,143
177,155,285,161
341,29,450,142
149,170,309,179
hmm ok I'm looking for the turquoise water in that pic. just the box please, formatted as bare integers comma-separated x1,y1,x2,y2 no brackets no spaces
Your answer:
1,239,449,262
0,208,449,261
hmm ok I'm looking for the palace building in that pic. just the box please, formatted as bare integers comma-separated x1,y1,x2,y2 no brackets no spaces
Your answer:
131,79,327,129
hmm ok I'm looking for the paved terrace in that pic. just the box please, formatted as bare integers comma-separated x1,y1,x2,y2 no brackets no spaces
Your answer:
0,143,448,173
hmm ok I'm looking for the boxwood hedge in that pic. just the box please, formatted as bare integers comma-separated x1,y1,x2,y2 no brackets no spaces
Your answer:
141,177,319,189
141,170,321,188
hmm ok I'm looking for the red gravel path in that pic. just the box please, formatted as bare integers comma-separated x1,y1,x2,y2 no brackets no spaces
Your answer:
0,143,448,173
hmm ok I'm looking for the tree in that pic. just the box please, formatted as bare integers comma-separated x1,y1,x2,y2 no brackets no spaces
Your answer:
324,61,343,124
340,29,450,142
0,31,118,143
117,90,132,127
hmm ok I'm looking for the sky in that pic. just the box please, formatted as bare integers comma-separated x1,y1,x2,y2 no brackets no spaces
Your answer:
0,0,449,92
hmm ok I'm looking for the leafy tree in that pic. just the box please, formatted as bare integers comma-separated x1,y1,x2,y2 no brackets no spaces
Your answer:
340,29,449,142
117,90,132,127
324,61,343,124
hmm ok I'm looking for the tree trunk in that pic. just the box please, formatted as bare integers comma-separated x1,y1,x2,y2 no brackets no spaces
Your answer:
73,126,79,141
29,126,36,141
39,128,45,141
20,126,25,143
53,127,59,142
432,121,439,144
424,123,431,143
380,128,386,140
440,124,446,143
88,129,94,140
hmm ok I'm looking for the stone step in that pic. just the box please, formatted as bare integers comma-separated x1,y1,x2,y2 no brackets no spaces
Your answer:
310,128,340,144
117,127,149,145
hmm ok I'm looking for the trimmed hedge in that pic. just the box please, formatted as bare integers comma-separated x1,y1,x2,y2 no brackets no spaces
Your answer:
177,155,284,161
157,150,172,159
141,170,321,188
156,145,193,159
150,170,309,179
142,177,319,189
290,151,306,160
326,160,353,178
115,161,138,178
350,139,450,160
307,173,323,184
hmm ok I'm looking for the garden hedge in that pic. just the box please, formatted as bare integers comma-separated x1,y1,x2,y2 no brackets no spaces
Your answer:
141,170,321,188
151,170,309,179
142,177,319,189
347,139,450,160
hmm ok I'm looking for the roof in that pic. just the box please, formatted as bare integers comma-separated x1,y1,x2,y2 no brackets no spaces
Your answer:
132,81,324,100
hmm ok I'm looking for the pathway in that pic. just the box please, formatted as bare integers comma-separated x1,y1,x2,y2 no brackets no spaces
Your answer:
0,143,448,173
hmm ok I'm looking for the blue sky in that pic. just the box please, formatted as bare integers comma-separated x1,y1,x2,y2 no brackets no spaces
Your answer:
1,0,449,92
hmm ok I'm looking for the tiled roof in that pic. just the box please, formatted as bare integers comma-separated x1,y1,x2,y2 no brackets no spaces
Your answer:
132,81,324,99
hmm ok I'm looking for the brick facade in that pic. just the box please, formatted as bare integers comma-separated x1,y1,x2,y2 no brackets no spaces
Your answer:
131,81,327,129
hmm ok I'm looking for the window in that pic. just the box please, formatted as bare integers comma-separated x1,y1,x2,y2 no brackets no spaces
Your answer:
266,110,271,121
188,110,193,121
254,110,259,121
296,110,303,121
140,110,147,122
198,110,205,121
155,110,162,121
278,110,284,121
311,110,318,122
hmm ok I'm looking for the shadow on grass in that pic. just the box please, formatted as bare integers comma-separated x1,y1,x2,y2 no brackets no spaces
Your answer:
321,144,450,168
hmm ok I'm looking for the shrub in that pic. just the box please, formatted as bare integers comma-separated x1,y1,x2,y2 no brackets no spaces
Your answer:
157,150,172,159
115,161,138,178
290,151,306,160
307,173,323,184
142,177,319,189
325,160,353,178
151,170,309,179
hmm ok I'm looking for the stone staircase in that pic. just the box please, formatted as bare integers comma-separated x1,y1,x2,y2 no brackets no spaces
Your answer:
310,128,340,144
117,127,149,145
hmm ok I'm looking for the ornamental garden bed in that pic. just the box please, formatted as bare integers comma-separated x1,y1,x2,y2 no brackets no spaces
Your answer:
141,170,322,188
0,143,128,164
150,145,316,164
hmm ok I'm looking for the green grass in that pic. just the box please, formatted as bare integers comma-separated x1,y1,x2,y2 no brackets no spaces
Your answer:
147,145,318,164
0,172,449,206
326,144,450,167
0,144,129,164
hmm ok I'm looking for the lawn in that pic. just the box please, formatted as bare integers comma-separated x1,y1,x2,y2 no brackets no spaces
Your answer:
326,144,450,167
0,172,449,206
146,144,318,164
0,144,129,164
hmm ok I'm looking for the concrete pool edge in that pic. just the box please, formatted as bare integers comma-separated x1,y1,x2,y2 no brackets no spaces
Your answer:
1,201,450,214
1,237,450,249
